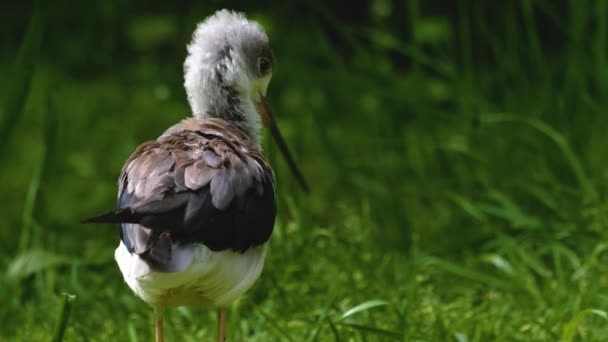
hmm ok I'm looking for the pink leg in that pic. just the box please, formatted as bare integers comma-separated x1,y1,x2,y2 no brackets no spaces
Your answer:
217,307,227,342
155,307,164,342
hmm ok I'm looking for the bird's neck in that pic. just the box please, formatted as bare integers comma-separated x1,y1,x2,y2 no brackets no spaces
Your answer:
192,86,262,150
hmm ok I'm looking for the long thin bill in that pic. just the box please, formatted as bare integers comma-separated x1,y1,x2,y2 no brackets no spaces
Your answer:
258,95,310,193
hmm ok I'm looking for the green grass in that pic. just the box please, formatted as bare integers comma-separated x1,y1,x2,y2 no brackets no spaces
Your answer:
2,1,608,341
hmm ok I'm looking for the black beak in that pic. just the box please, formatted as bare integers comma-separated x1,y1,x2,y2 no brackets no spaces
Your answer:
257,94,310,193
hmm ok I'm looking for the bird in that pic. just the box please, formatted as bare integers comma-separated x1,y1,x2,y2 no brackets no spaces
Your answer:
85,9,308,342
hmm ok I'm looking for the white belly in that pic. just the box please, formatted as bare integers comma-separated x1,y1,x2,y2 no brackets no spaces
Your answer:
114,241,267,308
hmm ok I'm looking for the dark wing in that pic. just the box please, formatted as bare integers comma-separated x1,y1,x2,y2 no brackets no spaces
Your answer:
86,128,276,267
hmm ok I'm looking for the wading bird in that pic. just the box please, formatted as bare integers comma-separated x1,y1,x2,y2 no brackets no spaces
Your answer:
86,9,308,342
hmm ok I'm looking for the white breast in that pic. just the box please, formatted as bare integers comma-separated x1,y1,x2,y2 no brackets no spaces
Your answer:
115,242,267,308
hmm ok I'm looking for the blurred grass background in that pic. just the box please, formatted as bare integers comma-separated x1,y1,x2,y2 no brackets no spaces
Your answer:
2,0,608,341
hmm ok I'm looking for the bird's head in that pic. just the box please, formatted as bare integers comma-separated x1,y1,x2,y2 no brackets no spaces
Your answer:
184,10,275,129
184,10,309,192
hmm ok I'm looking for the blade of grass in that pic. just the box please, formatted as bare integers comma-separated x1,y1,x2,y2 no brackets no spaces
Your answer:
561,309,608,342
447,193,487,222
127,321,139,342
340,299,390,320
0,4,43,157
420,256,512,290
254,307,294,342
594,0,607,94
521,0,546,79
326,316,341,342
306,296,336,342
52,293,77,342
7,249,71,281
498,235,552,278
17,90,58,252
18,161,43,253
7,248,107,281
35,93,60,240
480,113,597,202
457,0,473,114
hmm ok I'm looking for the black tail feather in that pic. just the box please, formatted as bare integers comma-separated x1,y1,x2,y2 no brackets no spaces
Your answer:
82,209,142,224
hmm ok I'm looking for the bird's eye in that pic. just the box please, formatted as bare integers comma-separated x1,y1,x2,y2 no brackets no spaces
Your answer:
257,56,272,76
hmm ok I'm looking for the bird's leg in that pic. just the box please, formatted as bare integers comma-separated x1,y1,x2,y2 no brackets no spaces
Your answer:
155,307,164,342
217,307,227,342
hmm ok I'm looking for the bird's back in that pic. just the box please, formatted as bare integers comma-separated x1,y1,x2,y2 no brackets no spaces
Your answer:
102,118,277,307
113,118,276,271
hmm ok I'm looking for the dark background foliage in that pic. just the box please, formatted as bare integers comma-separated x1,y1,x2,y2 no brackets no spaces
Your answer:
1,0,608,340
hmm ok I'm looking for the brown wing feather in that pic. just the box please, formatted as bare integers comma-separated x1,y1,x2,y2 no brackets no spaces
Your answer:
102,119,276,270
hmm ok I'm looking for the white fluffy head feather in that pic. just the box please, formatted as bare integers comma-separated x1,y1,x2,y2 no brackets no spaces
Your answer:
184,10,274,146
